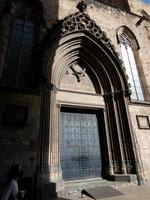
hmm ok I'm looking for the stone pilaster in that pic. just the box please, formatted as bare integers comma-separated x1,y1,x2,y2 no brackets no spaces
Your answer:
104,92,127,174
103,108,114,176
37,81,63,199
123,93,144,185
37,81,51,190
49,84,62,182
113,92,127,174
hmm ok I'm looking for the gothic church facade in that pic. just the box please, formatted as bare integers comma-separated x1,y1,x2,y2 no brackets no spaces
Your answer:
0,0,150,197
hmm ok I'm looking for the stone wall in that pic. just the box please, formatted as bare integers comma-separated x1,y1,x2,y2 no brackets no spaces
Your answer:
0,0,7,19
58,0,150,92
0,0,150,185
0,92,41,181
57,0,150,180
128,0,150,15
129,105,150,180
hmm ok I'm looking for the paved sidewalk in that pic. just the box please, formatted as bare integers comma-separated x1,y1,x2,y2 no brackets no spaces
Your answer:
52,182,150,200
112,183,150,200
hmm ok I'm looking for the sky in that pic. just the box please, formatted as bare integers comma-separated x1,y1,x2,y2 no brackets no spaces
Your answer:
143,0,150,4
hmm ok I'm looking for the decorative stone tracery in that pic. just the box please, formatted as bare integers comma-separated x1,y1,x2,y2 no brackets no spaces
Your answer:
61,12,115,55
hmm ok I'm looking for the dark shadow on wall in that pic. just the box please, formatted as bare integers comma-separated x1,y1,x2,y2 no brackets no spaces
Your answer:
0,0,59,200
36,0,59,87
35,0,60,199
98,0,130,12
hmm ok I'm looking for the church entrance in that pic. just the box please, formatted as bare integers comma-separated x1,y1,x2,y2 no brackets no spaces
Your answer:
38,9,143,189
60,107,102,181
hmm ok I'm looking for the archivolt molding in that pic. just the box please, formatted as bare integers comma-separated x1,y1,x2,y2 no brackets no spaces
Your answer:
42,11,130,96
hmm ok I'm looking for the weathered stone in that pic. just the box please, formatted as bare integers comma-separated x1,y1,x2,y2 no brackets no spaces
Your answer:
0,1,150,199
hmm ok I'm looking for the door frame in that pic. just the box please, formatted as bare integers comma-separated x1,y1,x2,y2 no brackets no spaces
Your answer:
59,106,107,181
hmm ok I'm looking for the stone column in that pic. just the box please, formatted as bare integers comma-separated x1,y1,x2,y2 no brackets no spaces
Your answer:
49,85,62,183
113,92,127,174
103,108,114,176
37,81,51,190
104,92,127,175
37,81,63,199
123,91,144,185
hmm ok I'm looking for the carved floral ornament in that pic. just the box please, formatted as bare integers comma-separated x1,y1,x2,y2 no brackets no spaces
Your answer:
66,62,86,82
61,11,116,55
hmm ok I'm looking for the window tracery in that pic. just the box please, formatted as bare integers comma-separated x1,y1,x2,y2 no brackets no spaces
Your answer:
1,1,39,89
118,32,144,101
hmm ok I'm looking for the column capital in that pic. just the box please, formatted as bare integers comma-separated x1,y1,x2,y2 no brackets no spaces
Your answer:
43,79,58,93
46,82,56,91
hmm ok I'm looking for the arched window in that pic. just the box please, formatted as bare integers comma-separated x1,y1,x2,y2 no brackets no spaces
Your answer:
2,1,41,89
118,29,144,101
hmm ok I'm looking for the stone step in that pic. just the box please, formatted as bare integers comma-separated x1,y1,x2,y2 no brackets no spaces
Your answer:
44,175,138,200
58,178,136,197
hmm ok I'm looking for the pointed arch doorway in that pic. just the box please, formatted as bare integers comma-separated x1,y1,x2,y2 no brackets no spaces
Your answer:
38,11,143,189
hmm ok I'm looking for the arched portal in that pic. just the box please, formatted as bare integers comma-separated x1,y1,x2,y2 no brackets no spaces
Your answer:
37,10,143,189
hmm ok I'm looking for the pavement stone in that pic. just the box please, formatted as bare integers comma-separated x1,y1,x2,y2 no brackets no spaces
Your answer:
49,181,150,200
